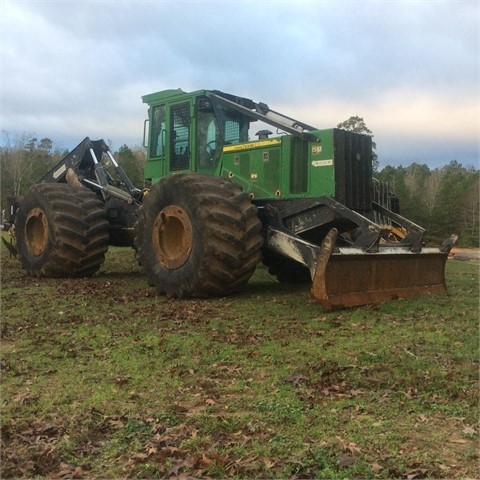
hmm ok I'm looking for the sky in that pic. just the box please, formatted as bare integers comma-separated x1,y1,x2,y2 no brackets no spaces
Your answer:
1,0,478,169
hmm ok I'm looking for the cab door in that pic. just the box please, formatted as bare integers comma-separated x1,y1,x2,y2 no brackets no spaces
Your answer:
145,104,167,184
145,101,193,182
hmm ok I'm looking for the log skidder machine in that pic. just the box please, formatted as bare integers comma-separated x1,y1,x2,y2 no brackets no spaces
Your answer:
3,89,457,310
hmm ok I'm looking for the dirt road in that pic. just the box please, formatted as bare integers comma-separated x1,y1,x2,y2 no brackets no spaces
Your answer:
450,247,480,261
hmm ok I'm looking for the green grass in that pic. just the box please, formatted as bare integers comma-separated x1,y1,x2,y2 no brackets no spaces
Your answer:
1,240,478,478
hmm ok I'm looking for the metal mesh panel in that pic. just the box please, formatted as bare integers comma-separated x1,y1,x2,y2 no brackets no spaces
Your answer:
170,104,190,171
225,120,240,144
263,149,280,191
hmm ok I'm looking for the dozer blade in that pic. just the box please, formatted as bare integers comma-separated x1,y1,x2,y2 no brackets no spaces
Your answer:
312,228,450,311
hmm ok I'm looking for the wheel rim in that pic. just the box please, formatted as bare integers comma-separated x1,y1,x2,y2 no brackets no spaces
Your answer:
25,208,49,256
152,205,193,269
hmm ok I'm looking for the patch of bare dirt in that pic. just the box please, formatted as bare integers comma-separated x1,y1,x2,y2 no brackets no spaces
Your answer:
449,248,480,261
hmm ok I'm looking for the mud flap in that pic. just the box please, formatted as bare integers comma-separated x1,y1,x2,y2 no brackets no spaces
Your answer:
311,228,450,310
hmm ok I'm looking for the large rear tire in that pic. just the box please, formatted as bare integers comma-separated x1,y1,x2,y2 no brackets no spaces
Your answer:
135,174,263,298
14,183,109,277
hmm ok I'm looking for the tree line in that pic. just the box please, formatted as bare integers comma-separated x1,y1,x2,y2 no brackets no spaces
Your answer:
1,132,478,247
376,161,478,246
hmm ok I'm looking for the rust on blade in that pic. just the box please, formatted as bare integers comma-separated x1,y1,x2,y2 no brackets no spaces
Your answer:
311,228,339,311
312,230,449,310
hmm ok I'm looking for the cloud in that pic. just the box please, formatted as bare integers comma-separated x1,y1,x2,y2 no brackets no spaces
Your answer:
1,0,478,168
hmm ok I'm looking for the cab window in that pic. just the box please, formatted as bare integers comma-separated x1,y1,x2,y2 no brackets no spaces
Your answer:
197,109,220,167
150,105,165,158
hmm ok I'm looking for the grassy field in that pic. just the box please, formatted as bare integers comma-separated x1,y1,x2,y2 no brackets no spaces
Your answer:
1,240,478,479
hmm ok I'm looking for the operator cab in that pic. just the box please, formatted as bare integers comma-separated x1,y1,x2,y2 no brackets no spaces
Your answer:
144,90,254,182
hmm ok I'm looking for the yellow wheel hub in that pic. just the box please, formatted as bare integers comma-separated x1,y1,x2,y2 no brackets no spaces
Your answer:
25,208,49,256
152,205,193,269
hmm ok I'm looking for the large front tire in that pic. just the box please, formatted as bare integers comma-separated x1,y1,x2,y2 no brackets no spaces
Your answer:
135,174,263,298
14,183,109,277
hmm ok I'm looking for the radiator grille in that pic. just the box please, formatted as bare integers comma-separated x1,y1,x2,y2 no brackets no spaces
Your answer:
334,129,372,210
290,138,309,193
264,149,280,190
239,153,250,178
